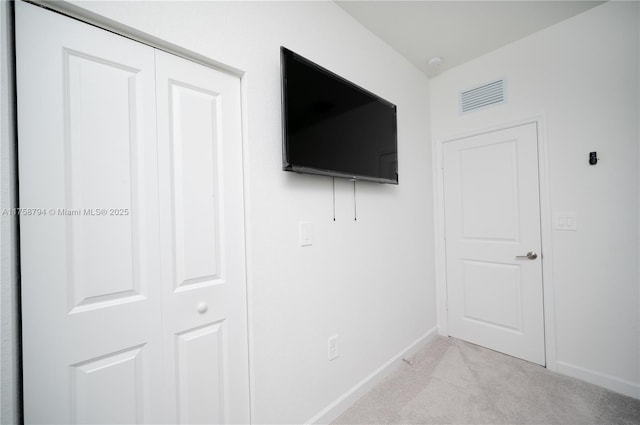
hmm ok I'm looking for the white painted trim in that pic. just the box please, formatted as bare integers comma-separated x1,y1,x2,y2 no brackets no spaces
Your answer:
28,0,245,78
432,115,558,370
305,327,439,425
437,115,545,144
432,136,448,336
1,1,20,422
556,361,640,399
239,72,255,424
534,115,558,372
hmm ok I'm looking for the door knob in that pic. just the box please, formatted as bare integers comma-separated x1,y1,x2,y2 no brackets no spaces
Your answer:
516,251,538,260
197,302,208,314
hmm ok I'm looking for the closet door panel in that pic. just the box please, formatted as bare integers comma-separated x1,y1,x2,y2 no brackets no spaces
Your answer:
155,50,250,424
16,3,163,423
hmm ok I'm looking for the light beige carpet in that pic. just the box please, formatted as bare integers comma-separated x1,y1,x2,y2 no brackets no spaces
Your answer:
332,337,640,424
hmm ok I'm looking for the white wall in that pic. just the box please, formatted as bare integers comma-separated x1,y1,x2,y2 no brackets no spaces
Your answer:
6,1,434,423
430,1,639,398
0,0,20,423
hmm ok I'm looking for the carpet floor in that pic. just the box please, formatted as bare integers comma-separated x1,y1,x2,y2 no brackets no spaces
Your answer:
332,336,640,424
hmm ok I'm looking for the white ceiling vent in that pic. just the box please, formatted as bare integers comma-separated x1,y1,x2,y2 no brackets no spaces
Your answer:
460,79,505,113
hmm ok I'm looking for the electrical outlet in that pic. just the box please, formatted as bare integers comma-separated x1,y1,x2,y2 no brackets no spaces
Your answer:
328,335,339,361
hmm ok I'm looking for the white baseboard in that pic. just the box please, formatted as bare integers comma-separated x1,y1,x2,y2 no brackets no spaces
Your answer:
305,326,439,425
556,360,640,399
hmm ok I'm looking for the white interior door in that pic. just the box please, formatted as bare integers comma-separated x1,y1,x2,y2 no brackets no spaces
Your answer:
16,3,163,423
16,2,250,423
442,123,545,365
155,50,250,425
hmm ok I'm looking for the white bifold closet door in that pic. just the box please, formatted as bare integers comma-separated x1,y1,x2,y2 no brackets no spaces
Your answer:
155,49,250,425
16,2,250,423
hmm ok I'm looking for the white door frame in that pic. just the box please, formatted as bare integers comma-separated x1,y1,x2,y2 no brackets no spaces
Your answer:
432,115,557,371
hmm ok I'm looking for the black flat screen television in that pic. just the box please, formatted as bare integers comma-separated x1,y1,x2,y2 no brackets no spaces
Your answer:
281,47,398,184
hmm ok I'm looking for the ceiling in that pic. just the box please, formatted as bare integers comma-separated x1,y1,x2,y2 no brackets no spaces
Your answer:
335,1,604,77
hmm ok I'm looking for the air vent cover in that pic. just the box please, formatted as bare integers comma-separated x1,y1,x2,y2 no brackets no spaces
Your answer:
460,79,505,113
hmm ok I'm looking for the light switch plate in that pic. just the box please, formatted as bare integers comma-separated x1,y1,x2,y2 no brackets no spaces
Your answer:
553,212,577,231
300,221,313,246
328,335,339,361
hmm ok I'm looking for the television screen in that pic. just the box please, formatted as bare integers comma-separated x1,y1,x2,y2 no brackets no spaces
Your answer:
281,47,398,184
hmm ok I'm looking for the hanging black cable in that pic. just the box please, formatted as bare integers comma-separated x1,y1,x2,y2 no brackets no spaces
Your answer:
332,177,336,221
353,179,357,221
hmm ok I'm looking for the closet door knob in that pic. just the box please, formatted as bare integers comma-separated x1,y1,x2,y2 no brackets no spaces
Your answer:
197,302,208,314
